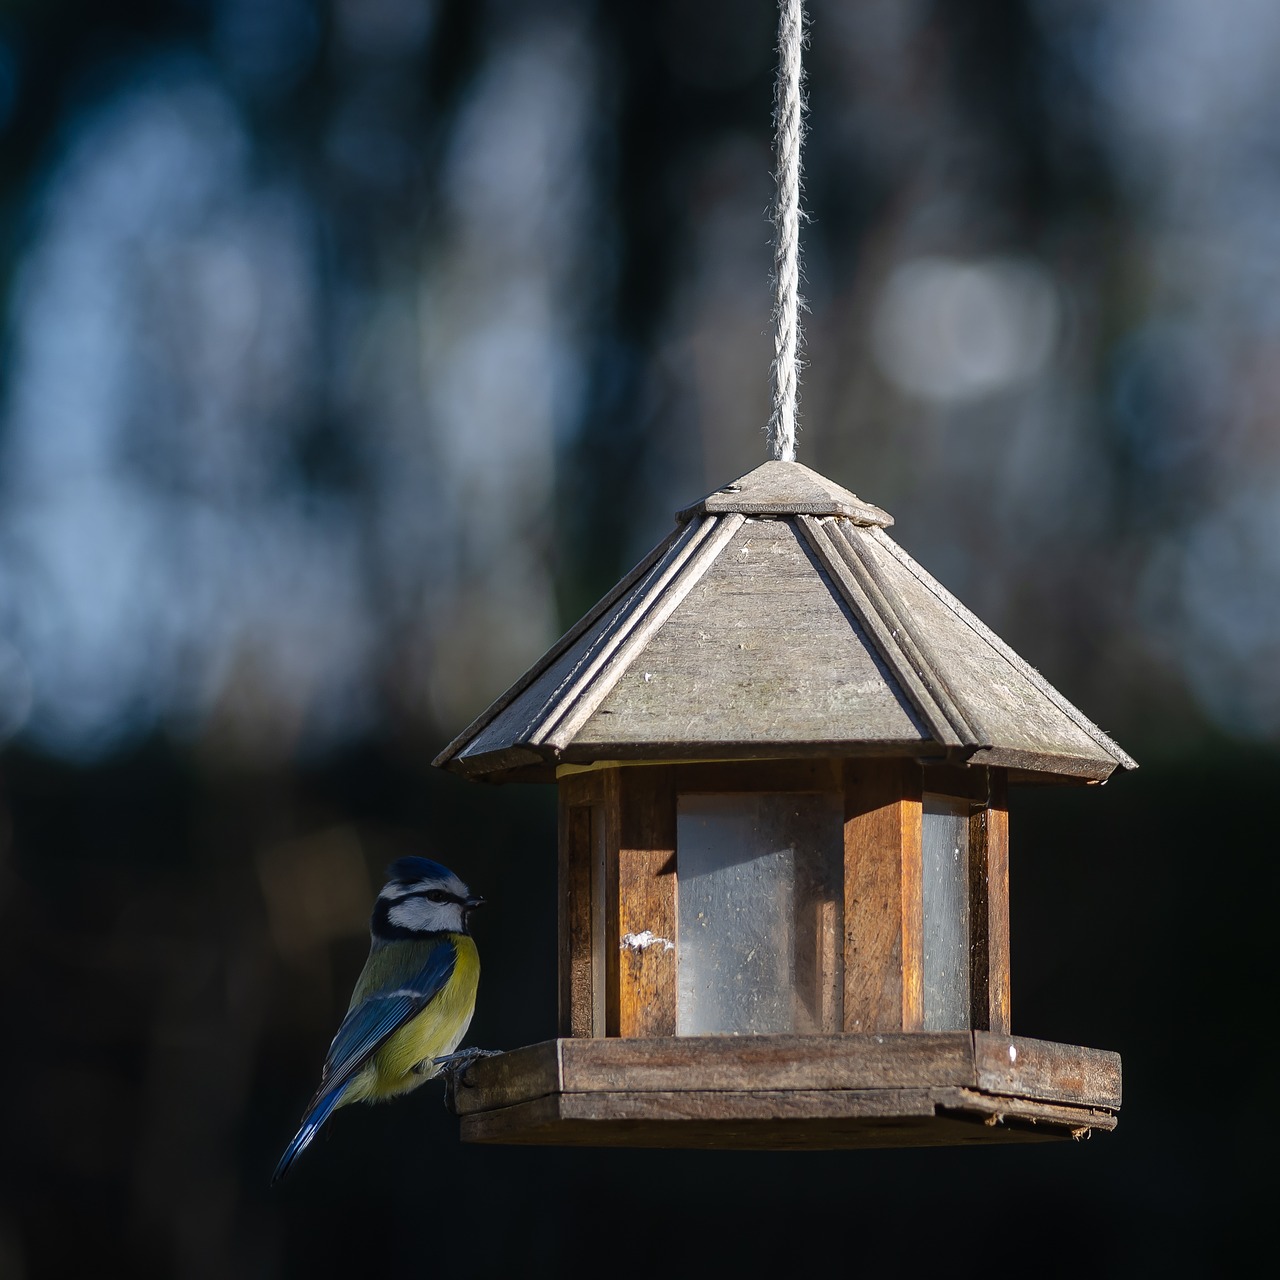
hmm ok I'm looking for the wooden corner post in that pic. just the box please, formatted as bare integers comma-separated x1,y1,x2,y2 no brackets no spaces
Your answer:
606,766,677,1037
970,768,1010,1033
842,758,924,1033
558,769,604,1037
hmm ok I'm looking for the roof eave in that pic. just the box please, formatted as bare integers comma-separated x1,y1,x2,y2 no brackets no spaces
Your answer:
439,737,1125,786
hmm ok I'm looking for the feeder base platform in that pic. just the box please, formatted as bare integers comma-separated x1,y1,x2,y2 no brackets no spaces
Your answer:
453,1032,1120,1150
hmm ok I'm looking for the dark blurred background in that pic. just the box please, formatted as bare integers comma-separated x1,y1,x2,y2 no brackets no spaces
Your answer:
0,1,1274,1275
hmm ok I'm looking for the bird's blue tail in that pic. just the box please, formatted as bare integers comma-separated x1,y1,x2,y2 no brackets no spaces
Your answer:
272,1083,346,1185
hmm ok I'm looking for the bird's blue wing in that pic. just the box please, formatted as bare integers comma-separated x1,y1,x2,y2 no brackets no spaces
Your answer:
271,939,457,1184
318,939,458,1097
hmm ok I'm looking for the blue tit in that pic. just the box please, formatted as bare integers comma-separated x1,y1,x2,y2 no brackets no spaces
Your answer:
272,857,484,1183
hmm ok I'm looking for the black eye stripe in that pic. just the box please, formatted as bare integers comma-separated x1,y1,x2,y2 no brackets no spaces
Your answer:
394,887,458,904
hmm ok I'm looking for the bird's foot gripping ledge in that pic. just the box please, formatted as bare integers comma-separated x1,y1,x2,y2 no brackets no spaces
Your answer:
434,1048,505,1114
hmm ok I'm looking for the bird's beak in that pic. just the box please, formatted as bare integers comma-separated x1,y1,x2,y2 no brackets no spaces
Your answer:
464,895,486,910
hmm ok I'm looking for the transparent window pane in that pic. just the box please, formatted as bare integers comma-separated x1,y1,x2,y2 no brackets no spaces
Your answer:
922,794,971,1030
677,793,843,1035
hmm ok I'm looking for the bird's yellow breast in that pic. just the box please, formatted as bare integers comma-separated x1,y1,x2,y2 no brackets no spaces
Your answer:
346,933,480,1104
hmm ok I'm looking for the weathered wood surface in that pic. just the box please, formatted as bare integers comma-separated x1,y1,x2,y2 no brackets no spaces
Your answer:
558,800,592,1037
978,770,1011,1033
457,1063,1117,1150
802,515,973,751
557,771,603,1038
577,518,926,750
454,1033,1119,1148
452,1033,1120,1112
935,1087,1116,1127
967,746,1116,782
482,1084,959,1127
434,518,690,774
436,474,1133,785
973,1033,1121,1109
565,1031,974,1094
451,1034,976,1114
677,459,893,526
453,1039,563,1113
862,523,1135,776
547,516,746,751
558,741,943,766
842,759,923,1033
441,513,738,773
610,767,677,1037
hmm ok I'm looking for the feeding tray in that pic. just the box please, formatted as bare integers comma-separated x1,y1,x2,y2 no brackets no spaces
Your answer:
435,461,1133,1149
455,1033,1120,1150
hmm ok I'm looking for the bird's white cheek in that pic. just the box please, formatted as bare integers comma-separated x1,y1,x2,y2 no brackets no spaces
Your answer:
387,899,433,931
385,898,462,933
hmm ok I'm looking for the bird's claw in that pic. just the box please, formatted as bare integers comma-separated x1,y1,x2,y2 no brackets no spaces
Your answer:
433,1048,503,1114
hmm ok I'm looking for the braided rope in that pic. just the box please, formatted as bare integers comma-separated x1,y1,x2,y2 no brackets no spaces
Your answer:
766,0,807,462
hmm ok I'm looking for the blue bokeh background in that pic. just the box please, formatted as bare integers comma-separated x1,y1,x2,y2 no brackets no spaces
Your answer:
0,2,1272,1275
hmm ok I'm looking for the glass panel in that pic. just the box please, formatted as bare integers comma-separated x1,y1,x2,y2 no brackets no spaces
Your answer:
922,794,971,1030
676,792,843,1035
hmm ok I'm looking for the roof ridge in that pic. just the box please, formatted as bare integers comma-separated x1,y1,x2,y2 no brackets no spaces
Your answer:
798,516,978,749
431,519,697,769
864,526,1137,771
532,514,745,752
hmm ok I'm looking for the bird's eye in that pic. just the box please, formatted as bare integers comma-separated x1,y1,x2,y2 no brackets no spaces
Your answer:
425,890,448,904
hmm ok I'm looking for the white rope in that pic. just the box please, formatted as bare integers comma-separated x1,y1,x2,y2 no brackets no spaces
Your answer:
766,0,807,463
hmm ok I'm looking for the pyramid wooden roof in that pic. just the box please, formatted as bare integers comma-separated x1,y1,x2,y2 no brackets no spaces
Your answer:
434,461,1136,785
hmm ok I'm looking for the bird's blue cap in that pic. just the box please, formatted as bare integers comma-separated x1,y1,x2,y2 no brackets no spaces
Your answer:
384,856,458,885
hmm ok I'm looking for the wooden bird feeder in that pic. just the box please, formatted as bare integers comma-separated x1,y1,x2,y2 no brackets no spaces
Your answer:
433,459,1133,1149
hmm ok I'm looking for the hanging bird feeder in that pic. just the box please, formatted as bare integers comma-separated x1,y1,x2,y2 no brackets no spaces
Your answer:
432,1,1132,1149
434,461,1131,1148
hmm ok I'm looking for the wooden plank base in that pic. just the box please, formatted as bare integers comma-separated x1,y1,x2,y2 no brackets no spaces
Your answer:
453,1033,1119,1151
